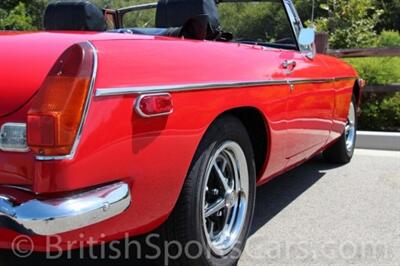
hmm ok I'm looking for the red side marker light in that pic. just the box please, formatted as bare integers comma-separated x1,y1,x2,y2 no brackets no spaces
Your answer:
135,93,173,118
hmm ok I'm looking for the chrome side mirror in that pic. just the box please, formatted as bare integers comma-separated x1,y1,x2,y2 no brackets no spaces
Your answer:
299,28,317,60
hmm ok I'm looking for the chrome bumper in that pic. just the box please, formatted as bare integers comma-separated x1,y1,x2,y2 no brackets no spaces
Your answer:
0,182,131,235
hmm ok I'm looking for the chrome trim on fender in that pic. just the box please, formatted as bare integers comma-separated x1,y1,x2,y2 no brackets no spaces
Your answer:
1,185,33,193
96,80,289,96
335,77,357,82
35,41,98,161
95,77,356,96
0,182,131,235
291,78,332,85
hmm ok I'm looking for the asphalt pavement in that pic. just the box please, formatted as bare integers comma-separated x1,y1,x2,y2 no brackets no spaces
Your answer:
239,149,400,265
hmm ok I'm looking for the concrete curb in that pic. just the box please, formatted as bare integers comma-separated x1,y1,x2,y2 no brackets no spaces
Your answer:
356,131,400,151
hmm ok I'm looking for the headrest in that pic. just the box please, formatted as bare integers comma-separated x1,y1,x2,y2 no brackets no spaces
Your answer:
156,0,220,29
44,1,107,31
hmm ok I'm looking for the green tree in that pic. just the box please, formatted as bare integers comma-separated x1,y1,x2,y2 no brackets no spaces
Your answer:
374,0,400,32
0,2,35,30
92,0,156,27
92,0,152,8
294,0,324,23
311,0,383,49
294,0,400,34
218,2,295,42
0,0,47,29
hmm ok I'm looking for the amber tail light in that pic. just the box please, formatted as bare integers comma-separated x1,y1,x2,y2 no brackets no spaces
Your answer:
27,43,94,156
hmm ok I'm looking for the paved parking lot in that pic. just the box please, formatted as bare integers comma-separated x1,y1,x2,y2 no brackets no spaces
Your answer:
239,149,400,265
1,149,399,265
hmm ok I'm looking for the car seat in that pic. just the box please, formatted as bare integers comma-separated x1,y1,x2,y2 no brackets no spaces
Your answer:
44,0,107,31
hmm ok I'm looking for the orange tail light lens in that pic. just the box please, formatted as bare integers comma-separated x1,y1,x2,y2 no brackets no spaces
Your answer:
27,43,95,156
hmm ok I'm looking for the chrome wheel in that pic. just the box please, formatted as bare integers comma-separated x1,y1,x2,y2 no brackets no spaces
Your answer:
345,101,356,153
202,141,249,256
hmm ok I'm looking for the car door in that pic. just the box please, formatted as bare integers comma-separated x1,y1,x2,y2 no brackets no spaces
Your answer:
281,52,335,159
282,1,335,160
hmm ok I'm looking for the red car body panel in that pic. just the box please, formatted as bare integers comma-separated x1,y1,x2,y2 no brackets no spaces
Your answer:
0,31,358,251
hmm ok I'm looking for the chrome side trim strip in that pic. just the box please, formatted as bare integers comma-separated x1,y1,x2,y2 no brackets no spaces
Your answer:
95,77,356,97
36,41,99,161
335,77,357,82
0,182,131,235
0,185,33,193
96,80,289,97
292,78,332,85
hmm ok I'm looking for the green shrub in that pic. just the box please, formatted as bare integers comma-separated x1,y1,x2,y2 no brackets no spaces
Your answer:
345,57,400,85
359,92,400,132
345,57,400,132
378,30,400,47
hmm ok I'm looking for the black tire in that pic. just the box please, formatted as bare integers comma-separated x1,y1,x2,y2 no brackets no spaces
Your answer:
158,115,256,266
323,96,357,164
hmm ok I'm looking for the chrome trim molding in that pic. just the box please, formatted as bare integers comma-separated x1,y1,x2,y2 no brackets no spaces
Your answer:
134,93,173,118
0,182,131,235
336,76,357,82
0,185,33,193
95,77,356,97
96,80,289,97
36,41,99,161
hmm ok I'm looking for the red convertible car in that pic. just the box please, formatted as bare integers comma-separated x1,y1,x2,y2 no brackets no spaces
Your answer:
0,0,363,264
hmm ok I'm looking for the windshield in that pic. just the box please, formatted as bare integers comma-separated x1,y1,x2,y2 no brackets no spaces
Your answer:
218,1,297,48
106,0,298,49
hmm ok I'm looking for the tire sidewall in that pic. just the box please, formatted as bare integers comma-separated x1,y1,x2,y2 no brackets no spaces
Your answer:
345,96,358,159
188,116,256,266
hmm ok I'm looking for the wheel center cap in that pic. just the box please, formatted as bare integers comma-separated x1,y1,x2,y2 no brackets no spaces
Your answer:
225,191,237,208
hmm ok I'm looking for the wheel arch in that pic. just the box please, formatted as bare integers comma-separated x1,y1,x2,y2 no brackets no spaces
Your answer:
214,107,270,180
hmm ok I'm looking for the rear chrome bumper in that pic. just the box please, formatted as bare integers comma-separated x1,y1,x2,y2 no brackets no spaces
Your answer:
0,182,131,235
